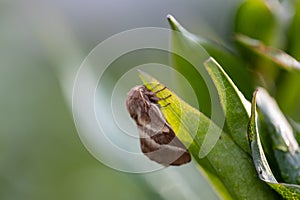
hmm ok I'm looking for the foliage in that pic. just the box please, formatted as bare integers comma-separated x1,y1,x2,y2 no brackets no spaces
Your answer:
138,0,300,199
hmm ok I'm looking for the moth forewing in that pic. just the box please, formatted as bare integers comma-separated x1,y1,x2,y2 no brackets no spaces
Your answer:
126,85,191,166
138,123,191,166
145,103,166,134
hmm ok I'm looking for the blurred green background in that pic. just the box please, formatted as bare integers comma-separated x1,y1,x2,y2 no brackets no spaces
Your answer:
0,0,244,199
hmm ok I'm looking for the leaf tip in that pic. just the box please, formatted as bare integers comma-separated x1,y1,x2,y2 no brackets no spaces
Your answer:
166,14,174,21
251,89,258,112
248,89,259,144
204,57,214,64
167,14,181,31
136,68,144,75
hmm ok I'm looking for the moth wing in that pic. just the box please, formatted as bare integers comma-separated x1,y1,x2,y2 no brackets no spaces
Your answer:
147,103,189,150
138,123,191,166
146,103,167,134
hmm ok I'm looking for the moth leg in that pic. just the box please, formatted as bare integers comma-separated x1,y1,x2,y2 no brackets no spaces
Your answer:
144,83,161,92
154,86,167,94
150,93,172,104
148,85,172,104
160,102,171,107
155,88,172,105
159,94,171,100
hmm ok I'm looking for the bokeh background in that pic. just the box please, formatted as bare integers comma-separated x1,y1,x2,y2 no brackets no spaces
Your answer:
0,0,246,199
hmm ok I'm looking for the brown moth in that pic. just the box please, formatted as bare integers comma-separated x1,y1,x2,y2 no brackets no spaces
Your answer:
126,85,191,166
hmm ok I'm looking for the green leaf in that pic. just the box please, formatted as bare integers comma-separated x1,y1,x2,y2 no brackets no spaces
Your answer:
256,87,300,185
234,0,276,45
236,34,300,71
200,42,254,99
167,15,212,117
288,118,300,145
248,90,300,199
275,71,300,121
204,58,251,155
287,1,300,61
276,1,300,120
139,70,277,200
167,15,254,101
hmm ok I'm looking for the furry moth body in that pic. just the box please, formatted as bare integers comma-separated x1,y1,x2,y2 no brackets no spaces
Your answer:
126,85,191,166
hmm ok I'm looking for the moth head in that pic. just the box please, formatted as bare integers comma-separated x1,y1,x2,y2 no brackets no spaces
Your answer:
126,85,148,119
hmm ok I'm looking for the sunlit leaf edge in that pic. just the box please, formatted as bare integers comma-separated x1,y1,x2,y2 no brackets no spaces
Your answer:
248,90,300,199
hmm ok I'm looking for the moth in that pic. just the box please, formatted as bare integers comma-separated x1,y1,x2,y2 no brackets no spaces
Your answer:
126,85,191,166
